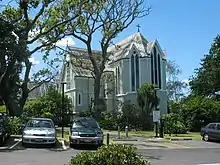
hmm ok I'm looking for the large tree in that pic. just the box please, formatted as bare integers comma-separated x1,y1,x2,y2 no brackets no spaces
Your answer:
0,0,83,115
190,35,220,97
52,0,150,118
166,60,188,101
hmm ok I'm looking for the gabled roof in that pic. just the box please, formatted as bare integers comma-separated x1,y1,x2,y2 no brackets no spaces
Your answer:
107,32,150,63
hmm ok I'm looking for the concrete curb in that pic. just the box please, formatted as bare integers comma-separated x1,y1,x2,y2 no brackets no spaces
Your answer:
112,138,138,142
170,137,193,141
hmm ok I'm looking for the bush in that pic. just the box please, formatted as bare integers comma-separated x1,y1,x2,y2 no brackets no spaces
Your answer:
163,113,188,134
69,144,150,165
6,117,23,135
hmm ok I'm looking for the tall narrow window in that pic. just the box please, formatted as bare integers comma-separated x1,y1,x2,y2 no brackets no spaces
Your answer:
153,47,158,85
151,53,154,84
66,62,71,90
158,53,161,89
78,93,82,105
135,55,139,89
116,68,118,94
131,55,135,91
117,67,120,93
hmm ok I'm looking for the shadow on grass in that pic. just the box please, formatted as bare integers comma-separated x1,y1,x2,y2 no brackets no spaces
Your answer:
70,144,103,151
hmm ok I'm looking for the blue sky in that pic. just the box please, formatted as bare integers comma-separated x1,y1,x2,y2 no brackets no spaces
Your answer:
29,0,220,82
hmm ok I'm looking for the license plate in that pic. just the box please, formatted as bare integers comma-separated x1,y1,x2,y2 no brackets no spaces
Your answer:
35,139,43,142
84,139,91,143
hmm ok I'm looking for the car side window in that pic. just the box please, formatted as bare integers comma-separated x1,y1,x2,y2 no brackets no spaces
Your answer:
208,124,216,130
216,124,220,130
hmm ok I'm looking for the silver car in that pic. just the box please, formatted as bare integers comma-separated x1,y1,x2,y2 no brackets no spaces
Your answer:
22,118,57,146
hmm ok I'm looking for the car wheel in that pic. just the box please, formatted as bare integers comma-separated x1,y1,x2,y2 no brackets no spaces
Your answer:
203,133,209,142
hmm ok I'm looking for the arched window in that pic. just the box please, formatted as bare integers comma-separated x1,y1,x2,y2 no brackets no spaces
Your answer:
153,47,158,85
131,55,135,91
135,55,139,89
158,53,161,89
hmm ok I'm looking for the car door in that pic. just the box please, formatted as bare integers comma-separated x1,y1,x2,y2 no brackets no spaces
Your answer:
207,123,217,139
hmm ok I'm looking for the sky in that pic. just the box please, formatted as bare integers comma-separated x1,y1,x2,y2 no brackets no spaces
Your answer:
4,0,219,83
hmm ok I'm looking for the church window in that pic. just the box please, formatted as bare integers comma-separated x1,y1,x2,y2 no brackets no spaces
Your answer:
151,53,154,84
131,54,135,91
135,55,139,89
116,68,118,94
78,93,82,106
117,67,120,93
66,64,71,90
153,47,158,85
158,53,161,89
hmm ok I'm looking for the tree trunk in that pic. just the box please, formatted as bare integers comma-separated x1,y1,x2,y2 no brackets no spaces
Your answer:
93,73,105,120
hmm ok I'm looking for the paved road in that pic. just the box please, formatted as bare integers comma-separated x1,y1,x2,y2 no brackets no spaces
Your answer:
1,147,220,165
139,148,220,165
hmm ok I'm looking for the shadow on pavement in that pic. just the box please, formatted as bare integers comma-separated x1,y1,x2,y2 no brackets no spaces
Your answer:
70,144,100,151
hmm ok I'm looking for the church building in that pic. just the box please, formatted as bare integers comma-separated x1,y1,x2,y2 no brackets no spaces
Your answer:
60,32,168,115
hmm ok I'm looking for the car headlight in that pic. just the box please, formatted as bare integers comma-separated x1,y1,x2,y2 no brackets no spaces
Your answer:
23,132,32,136
96,132,103,137
71,132,79,136
47,133,55,137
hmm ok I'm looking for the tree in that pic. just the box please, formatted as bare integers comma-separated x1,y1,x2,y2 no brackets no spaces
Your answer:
137,83,159,130
189,35,220,97
0,0,83,115
166,60,188,101
24,86,72,125
181,96,220,131
52,0,150,119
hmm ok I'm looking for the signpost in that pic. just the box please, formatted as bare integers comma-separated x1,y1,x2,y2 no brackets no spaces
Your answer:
153,110,160,137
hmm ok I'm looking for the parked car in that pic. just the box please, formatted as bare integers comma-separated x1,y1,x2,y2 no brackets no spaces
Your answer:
0,113,9,146
69,117,104,147
21,117,57,146
201,122,220,141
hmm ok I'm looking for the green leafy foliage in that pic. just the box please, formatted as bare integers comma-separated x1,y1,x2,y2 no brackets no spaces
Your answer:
69,144,151,165
162,113,188,134
23,86,72,126
190,35,220,96
181,96,220,131
0,106,6,113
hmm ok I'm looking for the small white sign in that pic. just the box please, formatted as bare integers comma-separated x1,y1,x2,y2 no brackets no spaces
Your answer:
153,111,160,122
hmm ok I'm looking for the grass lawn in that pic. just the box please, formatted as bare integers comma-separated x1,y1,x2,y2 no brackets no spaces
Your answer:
103,130,154,138
103,130,202,140
165,132,202,141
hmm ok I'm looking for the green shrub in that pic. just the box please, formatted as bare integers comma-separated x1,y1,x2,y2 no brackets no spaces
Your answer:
163,113,188,134
6,117,23,135
69,144,150,165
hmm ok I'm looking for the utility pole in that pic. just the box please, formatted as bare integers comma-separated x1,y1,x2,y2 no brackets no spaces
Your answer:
61,82,66,138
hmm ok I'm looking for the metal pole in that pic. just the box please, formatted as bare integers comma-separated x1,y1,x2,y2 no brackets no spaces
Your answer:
106,133,109,145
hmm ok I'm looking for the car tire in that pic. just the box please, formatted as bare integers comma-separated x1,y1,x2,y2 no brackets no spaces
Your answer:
203,133,209,142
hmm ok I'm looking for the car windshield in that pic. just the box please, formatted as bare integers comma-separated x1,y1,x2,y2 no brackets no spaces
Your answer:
26,119,53,128
72,118,99,129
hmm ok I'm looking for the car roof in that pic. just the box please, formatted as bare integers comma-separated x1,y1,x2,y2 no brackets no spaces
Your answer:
73,117,95,121
30,117,52,121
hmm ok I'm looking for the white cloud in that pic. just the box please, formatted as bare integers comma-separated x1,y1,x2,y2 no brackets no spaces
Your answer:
182,79,189,84
29,57,40,65
56,37,75,47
